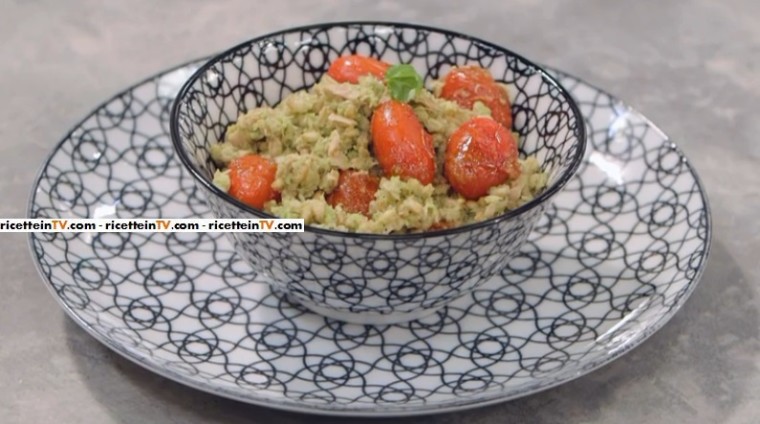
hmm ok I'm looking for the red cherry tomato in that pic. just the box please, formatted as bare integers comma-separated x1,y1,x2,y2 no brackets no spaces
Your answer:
428,220,453,231
370,100,436,185
326,170,380,216
227,154,279,209
440,66,513,129
327,54,391,84
444,116,521,200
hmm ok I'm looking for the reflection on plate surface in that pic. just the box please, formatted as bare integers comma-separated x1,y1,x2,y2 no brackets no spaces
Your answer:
27,62,710,416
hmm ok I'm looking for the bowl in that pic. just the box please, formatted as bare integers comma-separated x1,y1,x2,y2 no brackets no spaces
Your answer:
170,22,586,325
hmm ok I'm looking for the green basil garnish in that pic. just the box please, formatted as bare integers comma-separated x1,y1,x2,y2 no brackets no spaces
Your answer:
386,64,423,102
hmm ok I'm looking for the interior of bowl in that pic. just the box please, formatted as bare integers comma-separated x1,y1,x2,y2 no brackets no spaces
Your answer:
171,22,585,229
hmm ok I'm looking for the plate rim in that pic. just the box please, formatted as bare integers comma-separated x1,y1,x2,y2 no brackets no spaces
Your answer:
25,56,713,417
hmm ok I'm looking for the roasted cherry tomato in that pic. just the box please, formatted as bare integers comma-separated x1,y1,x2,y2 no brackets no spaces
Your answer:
428,220,453,231
326,170,380,216
371,100,436,185
444,116,521,200
440,65,513,129
327,54,391,84
228,154,279,209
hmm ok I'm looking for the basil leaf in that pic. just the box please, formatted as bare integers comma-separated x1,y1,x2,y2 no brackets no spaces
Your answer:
386,64,423,102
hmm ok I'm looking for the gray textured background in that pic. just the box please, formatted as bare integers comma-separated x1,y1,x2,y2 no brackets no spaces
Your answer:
1,1,758,423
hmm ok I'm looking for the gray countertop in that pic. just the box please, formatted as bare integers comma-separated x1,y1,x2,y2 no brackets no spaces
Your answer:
2,1,758,423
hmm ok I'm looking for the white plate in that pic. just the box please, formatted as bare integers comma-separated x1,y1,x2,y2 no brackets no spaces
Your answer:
28,60,711,416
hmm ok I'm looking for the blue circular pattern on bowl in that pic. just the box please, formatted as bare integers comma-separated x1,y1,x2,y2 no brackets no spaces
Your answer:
170,23,586,324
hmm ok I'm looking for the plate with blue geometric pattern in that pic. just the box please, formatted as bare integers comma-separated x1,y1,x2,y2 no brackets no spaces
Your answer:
27,59,711,416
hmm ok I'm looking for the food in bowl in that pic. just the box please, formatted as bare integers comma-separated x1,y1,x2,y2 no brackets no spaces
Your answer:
170,22,586,324
209,55,548,234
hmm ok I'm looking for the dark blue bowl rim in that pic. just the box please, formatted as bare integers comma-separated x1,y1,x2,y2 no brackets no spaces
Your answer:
169,20,588,240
